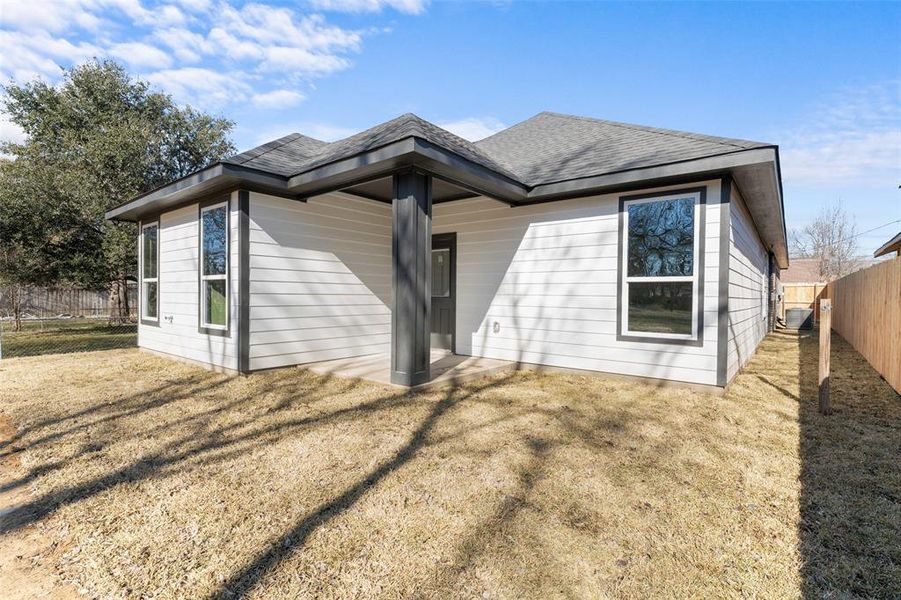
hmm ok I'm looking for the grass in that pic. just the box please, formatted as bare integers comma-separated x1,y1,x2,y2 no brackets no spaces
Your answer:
0,320,136,357
0,331,898,599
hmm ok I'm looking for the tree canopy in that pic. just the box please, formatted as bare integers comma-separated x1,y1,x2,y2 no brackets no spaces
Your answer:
790,201,861,281
0,60,235,291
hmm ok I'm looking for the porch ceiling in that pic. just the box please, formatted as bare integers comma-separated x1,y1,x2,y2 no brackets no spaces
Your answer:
342,176,477,204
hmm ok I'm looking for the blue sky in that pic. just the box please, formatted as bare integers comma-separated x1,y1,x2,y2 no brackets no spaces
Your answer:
1,0,899,255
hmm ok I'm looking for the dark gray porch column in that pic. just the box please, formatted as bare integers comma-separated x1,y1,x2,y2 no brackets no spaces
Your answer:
391,171,432,386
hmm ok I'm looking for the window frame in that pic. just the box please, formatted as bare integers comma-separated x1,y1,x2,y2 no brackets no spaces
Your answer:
140,219,160,327
198,199,230,336
617,187,707,346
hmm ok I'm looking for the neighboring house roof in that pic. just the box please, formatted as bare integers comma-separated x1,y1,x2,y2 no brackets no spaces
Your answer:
780,258,825,283
873,231,901,258
106,111,788,266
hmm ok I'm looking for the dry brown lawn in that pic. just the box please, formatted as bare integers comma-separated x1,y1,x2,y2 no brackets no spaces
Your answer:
0,331,898,599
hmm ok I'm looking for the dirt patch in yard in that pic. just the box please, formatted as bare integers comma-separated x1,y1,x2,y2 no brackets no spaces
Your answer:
0,332,897,599
0,414,80,599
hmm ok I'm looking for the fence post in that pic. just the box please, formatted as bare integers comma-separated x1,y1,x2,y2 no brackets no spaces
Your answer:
819,298,832,415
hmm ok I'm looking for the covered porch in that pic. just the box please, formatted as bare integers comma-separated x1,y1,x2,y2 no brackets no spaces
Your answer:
301,348,515,390
338,170,495,387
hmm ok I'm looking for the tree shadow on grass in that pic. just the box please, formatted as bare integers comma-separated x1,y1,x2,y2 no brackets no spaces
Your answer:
2,353,688,598
0,369,386,531
793,330,901,599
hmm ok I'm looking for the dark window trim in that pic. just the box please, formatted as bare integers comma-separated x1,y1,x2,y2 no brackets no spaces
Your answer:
616,185,707,347
139,218,160,328
197,194,232,338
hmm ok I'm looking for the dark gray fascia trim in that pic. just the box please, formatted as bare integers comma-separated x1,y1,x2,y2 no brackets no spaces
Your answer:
286,137,527,203
109,140,779,224
288,138,417,191
197,194,231,338
106,163,291,221
772,146,789,267
716,176,733,387
139,217,161,328
526,147,778,202
410,137,526,201
615,186,707,348
237,190,250,373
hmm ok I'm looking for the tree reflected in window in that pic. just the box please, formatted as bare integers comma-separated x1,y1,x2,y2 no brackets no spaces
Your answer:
627,197,694,277
622,194,699,339
202,206,227,276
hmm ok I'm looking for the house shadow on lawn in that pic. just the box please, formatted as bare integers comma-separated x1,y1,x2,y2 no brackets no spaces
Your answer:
792,330,900,598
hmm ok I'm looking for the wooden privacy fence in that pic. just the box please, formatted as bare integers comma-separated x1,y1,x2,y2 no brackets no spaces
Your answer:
0,284,137,319
781,282,828,325
826,256,901,393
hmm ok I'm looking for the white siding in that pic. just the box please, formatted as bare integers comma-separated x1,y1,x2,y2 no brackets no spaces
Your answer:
138,194,240,370
726,183,769,381
247,192,392,371
432,179,724,386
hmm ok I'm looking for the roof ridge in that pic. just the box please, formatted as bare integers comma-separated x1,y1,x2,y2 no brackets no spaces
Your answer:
295,112,523,182
475,113,543,145
536,111,766,149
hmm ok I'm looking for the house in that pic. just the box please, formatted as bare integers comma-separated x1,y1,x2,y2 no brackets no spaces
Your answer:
779,257,825,284
873,231,901,258
106,112,788,388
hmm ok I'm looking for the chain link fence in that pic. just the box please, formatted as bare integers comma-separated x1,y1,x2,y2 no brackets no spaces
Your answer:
0,285,138,359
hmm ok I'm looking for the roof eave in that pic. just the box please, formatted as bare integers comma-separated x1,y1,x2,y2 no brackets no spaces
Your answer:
105,163,292,221
524,146,789,268
873,231,901,258
285,137,528,202
106,140,787,268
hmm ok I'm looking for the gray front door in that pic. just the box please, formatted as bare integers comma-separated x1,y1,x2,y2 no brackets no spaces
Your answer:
430,233,456,351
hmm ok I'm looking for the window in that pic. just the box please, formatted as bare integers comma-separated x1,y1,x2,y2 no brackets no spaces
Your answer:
432,249,451,298
141,221,159,322
200,202,228,330
620,191,702,340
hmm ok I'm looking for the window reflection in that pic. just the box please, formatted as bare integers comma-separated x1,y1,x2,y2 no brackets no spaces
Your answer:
627,197,694,277
202,207,227,276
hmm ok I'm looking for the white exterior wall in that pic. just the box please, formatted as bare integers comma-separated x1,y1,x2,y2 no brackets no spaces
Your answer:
432,179,725,386
247,192,392,371
726,183,769,381
138,194,240,370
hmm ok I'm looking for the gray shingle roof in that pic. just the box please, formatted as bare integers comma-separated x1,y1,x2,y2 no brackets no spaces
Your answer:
224,114,521,181
223,111,771,187
226,132,328,176
475,112,770,186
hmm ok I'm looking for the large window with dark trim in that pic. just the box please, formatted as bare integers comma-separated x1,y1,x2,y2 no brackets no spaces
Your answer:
621,192,701,339
141,221,159,322
200,202,228,330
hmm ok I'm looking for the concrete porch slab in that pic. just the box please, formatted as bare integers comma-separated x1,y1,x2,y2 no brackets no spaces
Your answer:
301,350,516,390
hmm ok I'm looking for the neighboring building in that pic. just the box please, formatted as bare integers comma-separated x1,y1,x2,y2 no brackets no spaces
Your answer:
780,257,824,284
106,112,788,388
873,231,901,258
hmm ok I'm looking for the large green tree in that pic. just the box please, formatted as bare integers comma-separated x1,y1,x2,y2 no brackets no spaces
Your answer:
0,60,235,325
